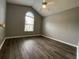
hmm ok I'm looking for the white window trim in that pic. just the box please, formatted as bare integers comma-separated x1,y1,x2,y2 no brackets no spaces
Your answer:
24,12,34,32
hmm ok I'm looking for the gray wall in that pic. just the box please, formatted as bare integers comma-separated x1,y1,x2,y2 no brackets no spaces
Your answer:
0,0,6,46
6,3,43,37
43,7,79,46
0,0,6,24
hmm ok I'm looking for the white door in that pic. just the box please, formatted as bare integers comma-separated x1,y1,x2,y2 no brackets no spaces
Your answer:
77,42,79,59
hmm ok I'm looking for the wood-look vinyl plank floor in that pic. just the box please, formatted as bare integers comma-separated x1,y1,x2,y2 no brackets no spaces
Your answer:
0,36,76,59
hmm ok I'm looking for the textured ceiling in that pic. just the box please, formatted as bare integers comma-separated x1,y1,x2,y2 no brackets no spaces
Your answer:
7,0,79,17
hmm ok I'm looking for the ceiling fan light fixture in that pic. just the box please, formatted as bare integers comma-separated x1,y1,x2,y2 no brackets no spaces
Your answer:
42,2,47,8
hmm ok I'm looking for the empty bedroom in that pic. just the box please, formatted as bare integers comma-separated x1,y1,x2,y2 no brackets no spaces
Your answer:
0,0,79,59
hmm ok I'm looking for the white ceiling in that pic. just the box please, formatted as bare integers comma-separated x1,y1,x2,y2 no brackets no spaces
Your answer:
7,0,79,17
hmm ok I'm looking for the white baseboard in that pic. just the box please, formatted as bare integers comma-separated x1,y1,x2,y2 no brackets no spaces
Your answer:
0,38,6,50
0,34,77,50
0,34,41,49
42,35,77,48
5,34,41,39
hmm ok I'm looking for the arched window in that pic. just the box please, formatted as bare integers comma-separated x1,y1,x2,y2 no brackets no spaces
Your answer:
24,12,34,32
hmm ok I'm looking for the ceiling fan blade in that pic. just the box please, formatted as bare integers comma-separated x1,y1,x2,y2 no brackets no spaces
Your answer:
43,0,46,2
47,1,54,5
47,0,53,3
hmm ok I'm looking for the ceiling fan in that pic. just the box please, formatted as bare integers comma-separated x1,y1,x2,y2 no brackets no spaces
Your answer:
42,0,54,8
